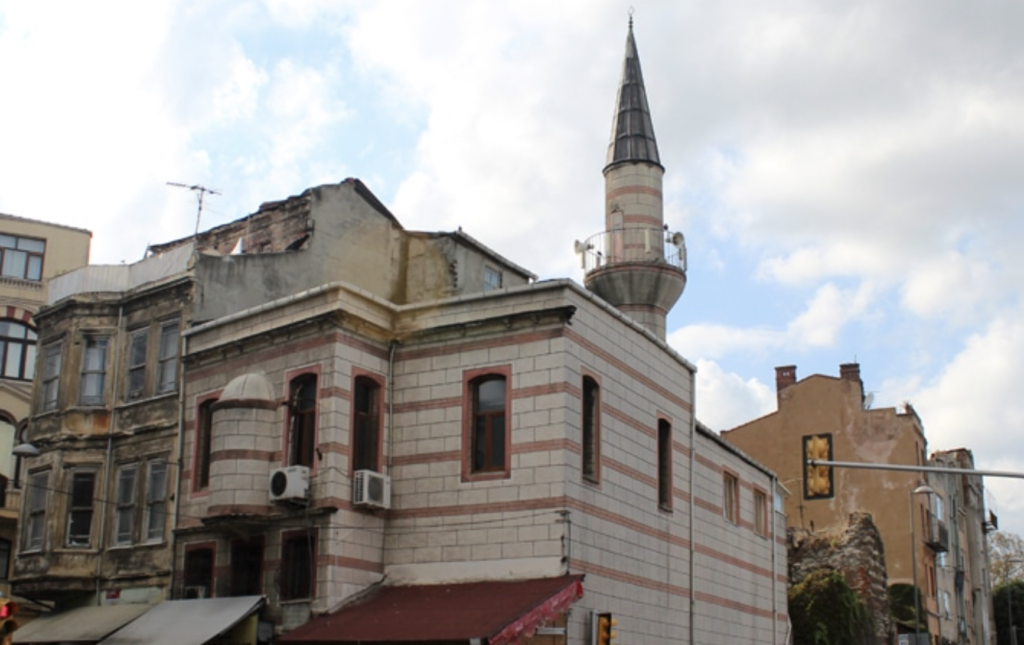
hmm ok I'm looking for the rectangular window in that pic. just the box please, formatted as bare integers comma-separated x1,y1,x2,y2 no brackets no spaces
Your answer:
0,234,45,281
289,375,317,467
79,335,109,406
24,470,48,551
126,329,148,398
0,320,37,381
66,470,96,547
194,399,215,491
723,472,739,524
156,321,179,394
42,342,62,411
145,459,168,542
582,376,600,483
114,464,138,545
281,530,316,600
352,376,381,472
657,419,672,509
183,546,214,599
0,538,10,580
230,537,263,596
484,266,502,292
754,489,768,536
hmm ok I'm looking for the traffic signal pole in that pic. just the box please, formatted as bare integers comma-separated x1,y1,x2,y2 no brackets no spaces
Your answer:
807,459,1024,480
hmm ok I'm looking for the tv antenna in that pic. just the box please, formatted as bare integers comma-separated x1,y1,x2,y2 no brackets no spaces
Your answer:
167,182,221,236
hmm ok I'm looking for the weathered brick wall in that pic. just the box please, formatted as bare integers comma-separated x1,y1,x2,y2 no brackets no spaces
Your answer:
789,512,891,643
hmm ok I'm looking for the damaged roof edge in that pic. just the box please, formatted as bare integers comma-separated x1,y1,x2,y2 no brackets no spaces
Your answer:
409,228,537,281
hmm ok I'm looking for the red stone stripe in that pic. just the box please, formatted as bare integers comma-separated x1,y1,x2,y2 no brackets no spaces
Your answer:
565,328,693,413
210,449,277,462
605,185,662,201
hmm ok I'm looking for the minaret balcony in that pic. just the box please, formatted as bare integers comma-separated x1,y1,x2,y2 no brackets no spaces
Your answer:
577,226,687,321
577,226,686,273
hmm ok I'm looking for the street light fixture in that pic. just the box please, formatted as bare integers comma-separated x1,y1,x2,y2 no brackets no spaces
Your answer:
11,442,40,457
910,484,935,645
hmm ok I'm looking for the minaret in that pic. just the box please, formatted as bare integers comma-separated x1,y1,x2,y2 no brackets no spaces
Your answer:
578,18,686,340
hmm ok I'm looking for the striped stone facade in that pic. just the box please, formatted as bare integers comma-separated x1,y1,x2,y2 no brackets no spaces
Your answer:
176,276,788,643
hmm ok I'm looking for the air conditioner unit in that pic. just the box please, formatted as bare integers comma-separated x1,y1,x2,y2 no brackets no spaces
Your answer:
353,470,390,509
270,465,310,503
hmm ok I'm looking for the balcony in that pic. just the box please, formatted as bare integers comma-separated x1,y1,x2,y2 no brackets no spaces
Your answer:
925,512,950,553
578,227,688,323
577,227,686,273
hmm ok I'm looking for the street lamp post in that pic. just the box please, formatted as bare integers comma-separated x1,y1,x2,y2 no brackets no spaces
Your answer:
910,484,935,645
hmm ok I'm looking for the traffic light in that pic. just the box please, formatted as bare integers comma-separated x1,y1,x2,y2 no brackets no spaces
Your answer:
0,598,19,645
803,433,834,499
596,612,617,645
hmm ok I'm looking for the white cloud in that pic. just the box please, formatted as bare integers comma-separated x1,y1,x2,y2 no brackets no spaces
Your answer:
787,282,874,347
908,314,1024,536
669,324,782,361
912,316,1024,459
692,359,775,432
671,281,873,358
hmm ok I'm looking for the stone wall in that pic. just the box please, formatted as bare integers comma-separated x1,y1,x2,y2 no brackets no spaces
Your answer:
789,512,891,643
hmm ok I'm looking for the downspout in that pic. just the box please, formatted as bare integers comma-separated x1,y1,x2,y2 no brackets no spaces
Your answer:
95,303,124,604
169,325,188,600
771,474,778,645
386,340,397,477
687,368,697,645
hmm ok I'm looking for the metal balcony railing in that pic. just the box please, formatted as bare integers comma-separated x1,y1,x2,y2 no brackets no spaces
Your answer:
925,512,950,553
577,227,687,273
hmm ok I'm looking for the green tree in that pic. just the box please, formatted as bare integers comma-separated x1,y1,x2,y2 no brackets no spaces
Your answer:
990,531,1024,587
790,569,874,645
994,580,1024,645
889,582,929,637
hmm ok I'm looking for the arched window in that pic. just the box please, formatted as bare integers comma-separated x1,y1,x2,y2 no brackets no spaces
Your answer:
658,419,672,510
470,375,507,474
582,376,600,483
194,399,216,492
289,374,318,468
0,319,37,381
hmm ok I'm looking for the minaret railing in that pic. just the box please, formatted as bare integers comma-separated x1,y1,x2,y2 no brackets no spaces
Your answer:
578,226,686,273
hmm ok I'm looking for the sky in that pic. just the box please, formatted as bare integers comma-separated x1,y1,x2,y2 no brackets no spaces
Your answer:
2,1,1024,534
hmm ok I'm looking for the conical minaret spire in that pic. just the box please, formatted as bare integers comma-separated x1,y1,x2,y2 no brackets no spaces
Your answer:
606,18,662,171
576,18,687,341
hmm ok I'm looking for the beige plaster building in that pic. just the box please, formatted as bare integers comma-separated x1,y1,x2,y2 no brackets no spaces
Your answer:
722,363,959,643
0,213,90,596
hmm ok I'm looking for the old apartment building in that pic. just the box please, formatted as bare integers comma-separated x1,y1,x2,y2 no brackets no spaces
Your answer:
722,364,994,645
0,214,90,594
928,448,995,645
12,21,788,645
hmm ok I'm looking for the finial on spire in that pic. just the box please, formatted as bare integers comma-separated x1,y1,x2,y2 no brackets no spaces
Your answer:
628,7,634,30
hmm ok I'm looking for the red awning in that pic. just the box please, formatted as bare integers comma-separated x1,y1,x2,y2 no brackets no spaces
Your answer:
280,575,584,645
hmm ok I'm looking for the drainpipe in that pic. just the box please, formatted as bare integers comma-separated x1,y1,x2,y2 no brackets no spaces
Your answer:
687,369,697,645
95,304,124,605
169,324,188,600
386,341,397,477
771,474,778,645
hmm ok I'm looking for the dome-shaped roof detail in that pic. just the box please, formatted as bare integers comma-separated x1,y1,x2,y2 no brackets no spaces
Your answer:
220,372,275,403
